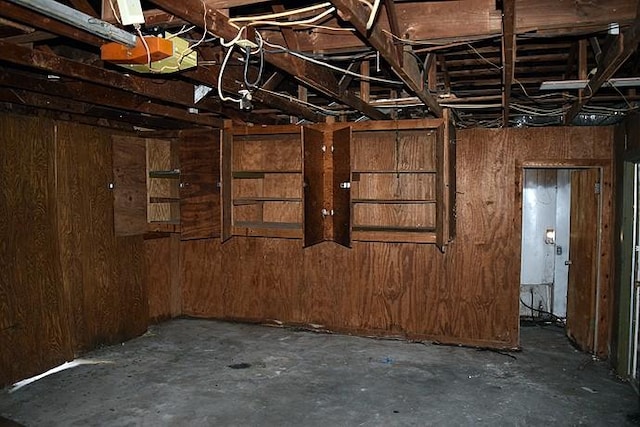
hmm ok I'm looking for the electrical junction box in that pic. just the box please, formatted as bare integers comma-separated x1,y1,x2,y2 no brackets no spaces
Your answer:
116,0,145,26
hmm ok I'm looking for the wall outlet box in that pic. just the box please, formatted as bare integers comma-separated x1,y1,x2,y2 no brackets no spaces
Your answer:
116,0,145,26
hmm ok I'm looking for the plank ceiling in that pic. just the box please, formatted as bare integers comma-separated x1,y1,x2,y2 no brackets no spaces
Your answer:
0,0,638,130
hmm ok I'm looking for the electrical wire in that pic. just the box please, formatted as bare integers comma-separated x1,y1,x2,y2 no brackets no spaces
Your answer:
366,0,381,30
256,87,341,115
220,26,247,47
292,23,356,32
519,297,566,325
262,39,403,85
108,0,121,24
244,32,264,88
134,25,151,67
218,44,242,104
230,2,332,22
240,7,336,28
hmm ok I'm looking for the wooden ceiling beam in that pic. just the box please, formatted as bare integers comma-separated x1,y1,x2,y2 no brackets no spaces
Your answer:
564,5,640,124
148,0,386,120
1,30,57,44
184,66,323,122
0,0,104,46
331,0,443,116
68,0,97,17
0,67,219,126
0,88,186,129
0,40,206,113
0,101,135,130
271,0,636,53
502,0,516,126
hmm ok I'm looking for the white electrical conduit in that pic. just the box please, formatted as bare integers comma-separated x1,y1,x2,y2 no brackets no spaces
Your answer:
366,0,381,30
218,44,243,104
230,2,332,22
240,7,336,28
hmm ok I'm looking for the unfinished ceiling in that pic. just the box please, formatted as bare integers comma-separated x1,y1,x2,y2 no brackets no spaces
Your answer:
0,0,638,130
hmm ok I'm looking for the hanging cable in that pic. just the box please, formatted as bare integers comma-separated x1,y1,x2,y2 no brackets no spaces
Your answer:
243,32,264,89
218,44,242,104
240,7,336,28
256,87,341,116
365,0,381,30
230,3,333,22
262,39,403,85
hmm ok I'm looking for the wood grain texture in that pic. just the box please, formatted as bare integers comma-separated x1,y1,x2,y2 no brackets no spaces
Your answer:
0,114,73,387
112,135,147,235
179,130,221,240
303,126,325,247
56,122,147,351
0,113,148,387
566,169,599,351
145,234,181,322
332,126,351,247
147,138,180,223
182,126,615,353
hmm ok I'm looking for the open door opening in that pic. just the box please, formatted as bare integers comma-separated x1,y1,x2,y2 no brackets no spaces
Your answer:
520,167,602,353
627,162,640,389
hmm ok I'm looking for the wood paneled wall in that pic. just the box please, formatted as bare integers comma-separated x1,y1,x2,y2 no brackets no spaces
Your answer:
180,127,615,354
0,114,148,386
0,115,74,386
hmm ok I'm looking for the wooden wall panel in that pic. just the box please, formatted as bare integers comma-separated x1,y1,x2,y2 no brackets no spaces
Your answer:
0,114,148,386
55,122,147,351
181,126,615,353
145,235,181,322
0,115,73,387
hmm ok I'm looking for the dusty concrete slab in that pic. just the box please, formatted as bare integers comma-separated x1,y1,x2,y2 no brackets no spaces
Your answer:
0,319,636,426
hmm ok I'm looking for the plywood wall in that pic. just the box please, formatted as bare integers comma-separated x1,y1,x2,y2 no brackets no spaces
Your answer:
180,126,615,354
0,115,74,386
0,114,148,386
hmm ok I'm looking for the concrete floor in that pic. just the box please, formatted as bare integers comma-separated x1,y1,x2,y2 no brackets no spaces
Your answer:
0,318,637,426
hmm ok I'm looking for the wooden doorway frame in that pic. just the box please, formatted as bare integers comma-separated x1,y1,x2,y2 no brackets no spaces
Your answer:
516,160,608,354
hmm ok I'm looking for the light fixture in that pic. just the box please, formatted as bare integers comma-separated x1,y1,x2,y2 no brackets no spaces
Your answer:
6,0,137,47
539,77,640,90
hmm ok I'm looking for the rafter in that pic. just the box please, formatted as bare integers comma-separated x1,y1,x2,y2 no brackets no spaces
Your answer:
331,0,443,116
564,7,640,124
0,67,219,126
0,88,186,129
148,0,386,120
184,66,323,122
0,40,209,112
0,0,103,46
501,0,515,126
68,0,97,17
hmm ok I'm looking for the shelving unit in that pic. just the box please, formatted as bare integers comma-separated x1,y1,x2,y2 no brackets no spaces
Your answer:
221,116,455,248
228,128,303,239
349,119,453,245
113,129,222,239
146,138,180,228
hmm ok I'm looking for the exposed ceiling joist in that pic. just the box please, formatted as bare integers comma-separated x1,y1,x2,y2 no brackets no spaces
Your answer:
502,0,516,125
184,65,323,122
0,67,217,126
0,0,104,46
0,87,185,129
0,40,210,115
68,0,97,17
331,0,443,117
564,7,640,124
148,0,387,120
